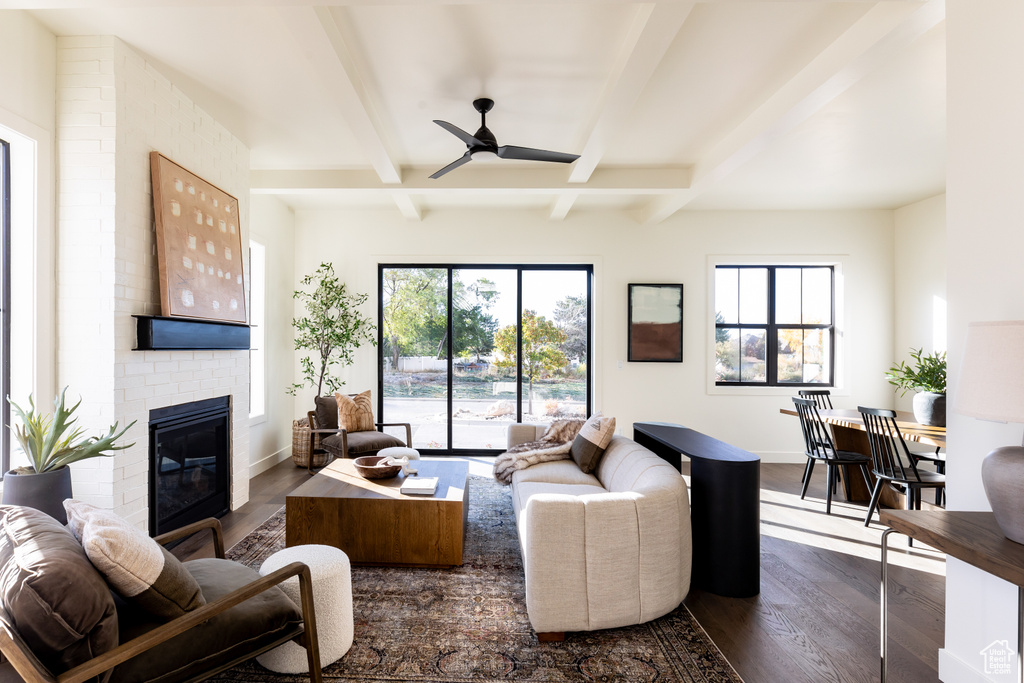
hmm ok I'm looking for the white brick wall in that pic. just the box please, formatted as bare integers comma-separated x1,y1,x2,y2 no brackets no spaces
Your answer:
56,36,250,530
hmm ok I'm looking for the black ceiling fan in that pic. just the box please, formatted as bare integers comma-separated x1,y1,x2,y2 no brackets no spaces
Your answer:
430,98,580,179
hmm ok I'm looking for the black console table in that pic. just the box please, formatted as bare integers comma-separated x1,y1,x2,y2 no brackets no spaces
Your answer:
633,422,760,598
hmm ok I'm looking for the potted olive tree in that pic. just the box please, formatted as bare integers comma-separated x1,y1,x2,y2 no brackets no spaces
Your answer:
2,388,135,524
286,262,377,398
286,263,376,467
885,348,947,426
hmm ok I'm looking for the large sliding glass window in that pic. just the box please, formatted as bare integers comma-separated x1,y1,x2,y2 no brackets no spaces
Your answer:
380,264,592,454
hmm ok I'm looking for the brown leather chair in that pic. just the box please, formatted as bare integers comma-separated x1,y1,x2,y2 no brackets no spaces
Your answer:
0,506,322,683
305,394,412,472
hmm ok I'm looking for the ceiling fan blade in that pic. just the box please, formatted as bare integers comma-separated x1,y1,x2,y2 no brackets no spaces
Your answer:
497,145,580,164
429,152,473,179
433,120,484,147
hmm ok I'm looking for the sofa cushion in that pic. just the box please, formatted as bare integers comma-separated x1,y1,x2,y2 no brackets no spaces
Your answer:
335,390,375,432
570,412,616,474
109,558,304,683
0,505,118,681
321,430,404,458
596,436,681,494
512,481,607,527
64,500,205,620
313,394,338,430
511,460,602,487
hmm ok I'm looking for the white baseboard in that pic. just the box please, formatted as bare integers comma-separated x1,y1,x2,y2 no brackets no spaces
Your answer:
939,648,1001,682
249,447,292,476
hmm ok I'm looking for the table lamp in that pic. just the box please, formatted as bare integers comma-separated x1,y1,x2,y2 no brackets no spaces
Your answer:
956,320,1024,543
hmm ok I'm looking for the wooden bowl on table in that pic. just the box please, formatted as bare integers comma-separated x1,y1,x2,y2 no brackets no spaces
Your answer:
353,455,403,479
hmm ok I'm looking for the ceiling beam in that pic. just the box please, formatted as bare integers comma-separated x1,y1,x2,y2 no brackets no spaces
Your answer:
392,195,422,220
549,2,693,221
549,194,580,221
277,7,400,184
251,166,691,196
275,5,428,219
642,0,945,224
570,3,694,183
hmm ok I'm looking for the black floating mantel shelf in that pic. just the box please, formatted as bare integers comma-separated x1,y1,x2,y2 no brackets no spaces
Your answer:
134,315,250,351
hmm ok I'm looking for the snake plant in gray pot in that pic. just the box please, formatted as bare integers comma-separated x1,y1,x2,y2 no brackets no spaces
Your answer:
2,388,135,524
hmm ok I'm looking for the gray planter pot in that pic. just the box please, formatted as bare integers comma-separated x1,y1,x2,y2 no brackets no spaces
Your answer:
1,467,73,525
912,391,946,427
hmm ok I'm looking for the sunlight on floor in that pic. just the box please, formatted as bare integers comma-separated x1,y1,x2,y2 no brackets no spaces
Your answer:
758,486,946,577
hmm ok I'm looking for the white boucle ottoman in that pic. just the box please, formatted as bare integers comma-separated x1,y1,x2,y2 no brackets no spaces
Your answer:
378,446,420,460
256,544,353,673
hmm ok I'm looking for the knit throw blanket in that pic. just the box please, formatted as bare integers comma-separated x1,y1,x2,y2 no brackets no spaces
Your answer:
493,440,572,485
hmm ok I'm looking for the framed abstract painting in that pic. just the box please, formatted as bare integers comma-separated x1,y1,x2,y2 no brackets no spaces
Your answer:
628,283,683,362
150,152,247,323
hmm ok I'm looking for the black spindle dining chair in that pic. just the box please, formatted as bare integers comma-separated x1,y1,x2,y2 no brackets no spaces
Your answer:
858,406,946,531
793,397,872,515
797,389,835,487
798,389,833,410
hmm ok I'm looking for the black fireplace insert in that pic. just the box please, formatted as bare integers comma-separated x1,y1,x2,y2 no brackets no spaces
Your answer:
149,396,230,536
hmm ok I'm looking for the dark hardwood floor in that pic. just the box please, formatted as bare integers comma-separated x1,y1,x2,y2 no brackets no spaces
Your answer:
179,458,944,683
685,462,944,683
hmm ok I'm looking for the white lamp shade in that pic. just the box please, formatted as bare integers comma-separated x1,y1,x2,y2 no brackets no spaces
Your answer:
956,320,1024,423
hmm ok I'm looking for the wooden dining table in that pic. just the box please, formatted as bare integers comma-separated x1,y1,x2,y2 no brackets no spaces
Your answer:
779,407,946,506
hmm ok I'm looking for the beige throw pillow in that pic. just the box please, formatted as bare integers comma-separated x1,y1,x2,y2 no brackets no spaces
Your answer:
335,390,375,432
64,500,205,620
570,411,616,474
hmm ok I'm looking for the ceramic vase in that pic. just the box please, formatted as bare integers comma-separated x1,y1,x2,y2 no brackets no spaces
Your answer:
982,446,1024,544
1,466,73,525
912,391,946,427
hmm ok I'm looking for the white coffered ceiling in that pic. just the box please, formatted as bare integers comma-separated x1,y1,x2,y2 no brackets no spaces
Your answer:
19,0,946,221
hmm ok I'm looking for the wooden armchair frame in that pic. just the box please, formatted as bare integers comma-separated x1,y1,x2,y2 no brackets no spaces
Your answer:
0,518,322,683
305,410,412,473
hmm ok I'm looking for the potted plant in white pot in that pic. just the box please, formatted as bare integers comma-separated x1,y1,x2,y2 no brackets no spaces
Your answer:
885,348,947,426
2,388,135,524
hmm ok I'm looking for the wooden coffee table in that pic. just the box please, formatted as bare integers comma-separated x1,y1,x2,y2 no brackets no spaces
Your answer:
285,458,469,568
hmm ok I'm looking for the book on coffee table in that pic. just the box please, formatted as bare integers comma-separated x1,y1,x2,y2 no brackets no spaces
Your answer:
400,476,439,495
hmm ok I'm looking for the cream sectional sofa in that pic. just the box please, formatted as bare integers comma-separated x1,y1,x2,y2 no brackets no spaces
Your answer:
507,423,693,638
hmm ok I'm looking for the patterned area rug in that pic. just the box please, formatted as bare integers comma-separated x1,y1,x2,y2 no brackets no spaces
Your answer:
210,475,743,682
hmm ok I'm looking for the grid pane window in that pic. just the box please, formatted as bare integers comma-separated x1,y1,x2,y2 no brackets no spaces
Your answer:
716,265,834,386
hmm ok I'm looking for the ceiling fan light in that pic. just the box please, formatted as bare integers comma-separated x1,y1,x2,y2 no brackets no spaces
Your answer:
470,149,498,161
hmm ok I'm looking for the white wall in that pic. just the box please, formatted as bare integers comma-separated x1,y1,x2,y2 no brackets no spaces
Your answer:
941,2,1024,681
55,36,251,527
0,11,57,418
893,193,947,413
293,206,897,461
249,194,296,473
0,12,57,129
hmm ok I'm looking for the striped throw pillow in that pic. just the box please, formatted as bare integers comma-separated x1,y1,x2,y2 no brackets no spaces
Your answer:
335,390,375,432
570,411,616,474
64,500,205,620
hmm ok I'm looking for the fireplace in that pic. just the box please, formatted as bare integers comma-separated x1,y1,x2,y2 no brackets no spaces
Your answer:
149,396,230,536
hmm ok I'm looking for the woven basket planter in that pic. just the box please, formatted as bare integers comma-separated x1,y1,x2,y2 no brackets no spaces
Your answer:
291,417,331,468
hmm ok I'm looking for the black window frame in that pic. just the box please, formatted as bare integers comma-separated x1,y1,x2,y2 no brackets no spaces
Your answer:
714,264,836,387
1,138,11,478
378,262,593,455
